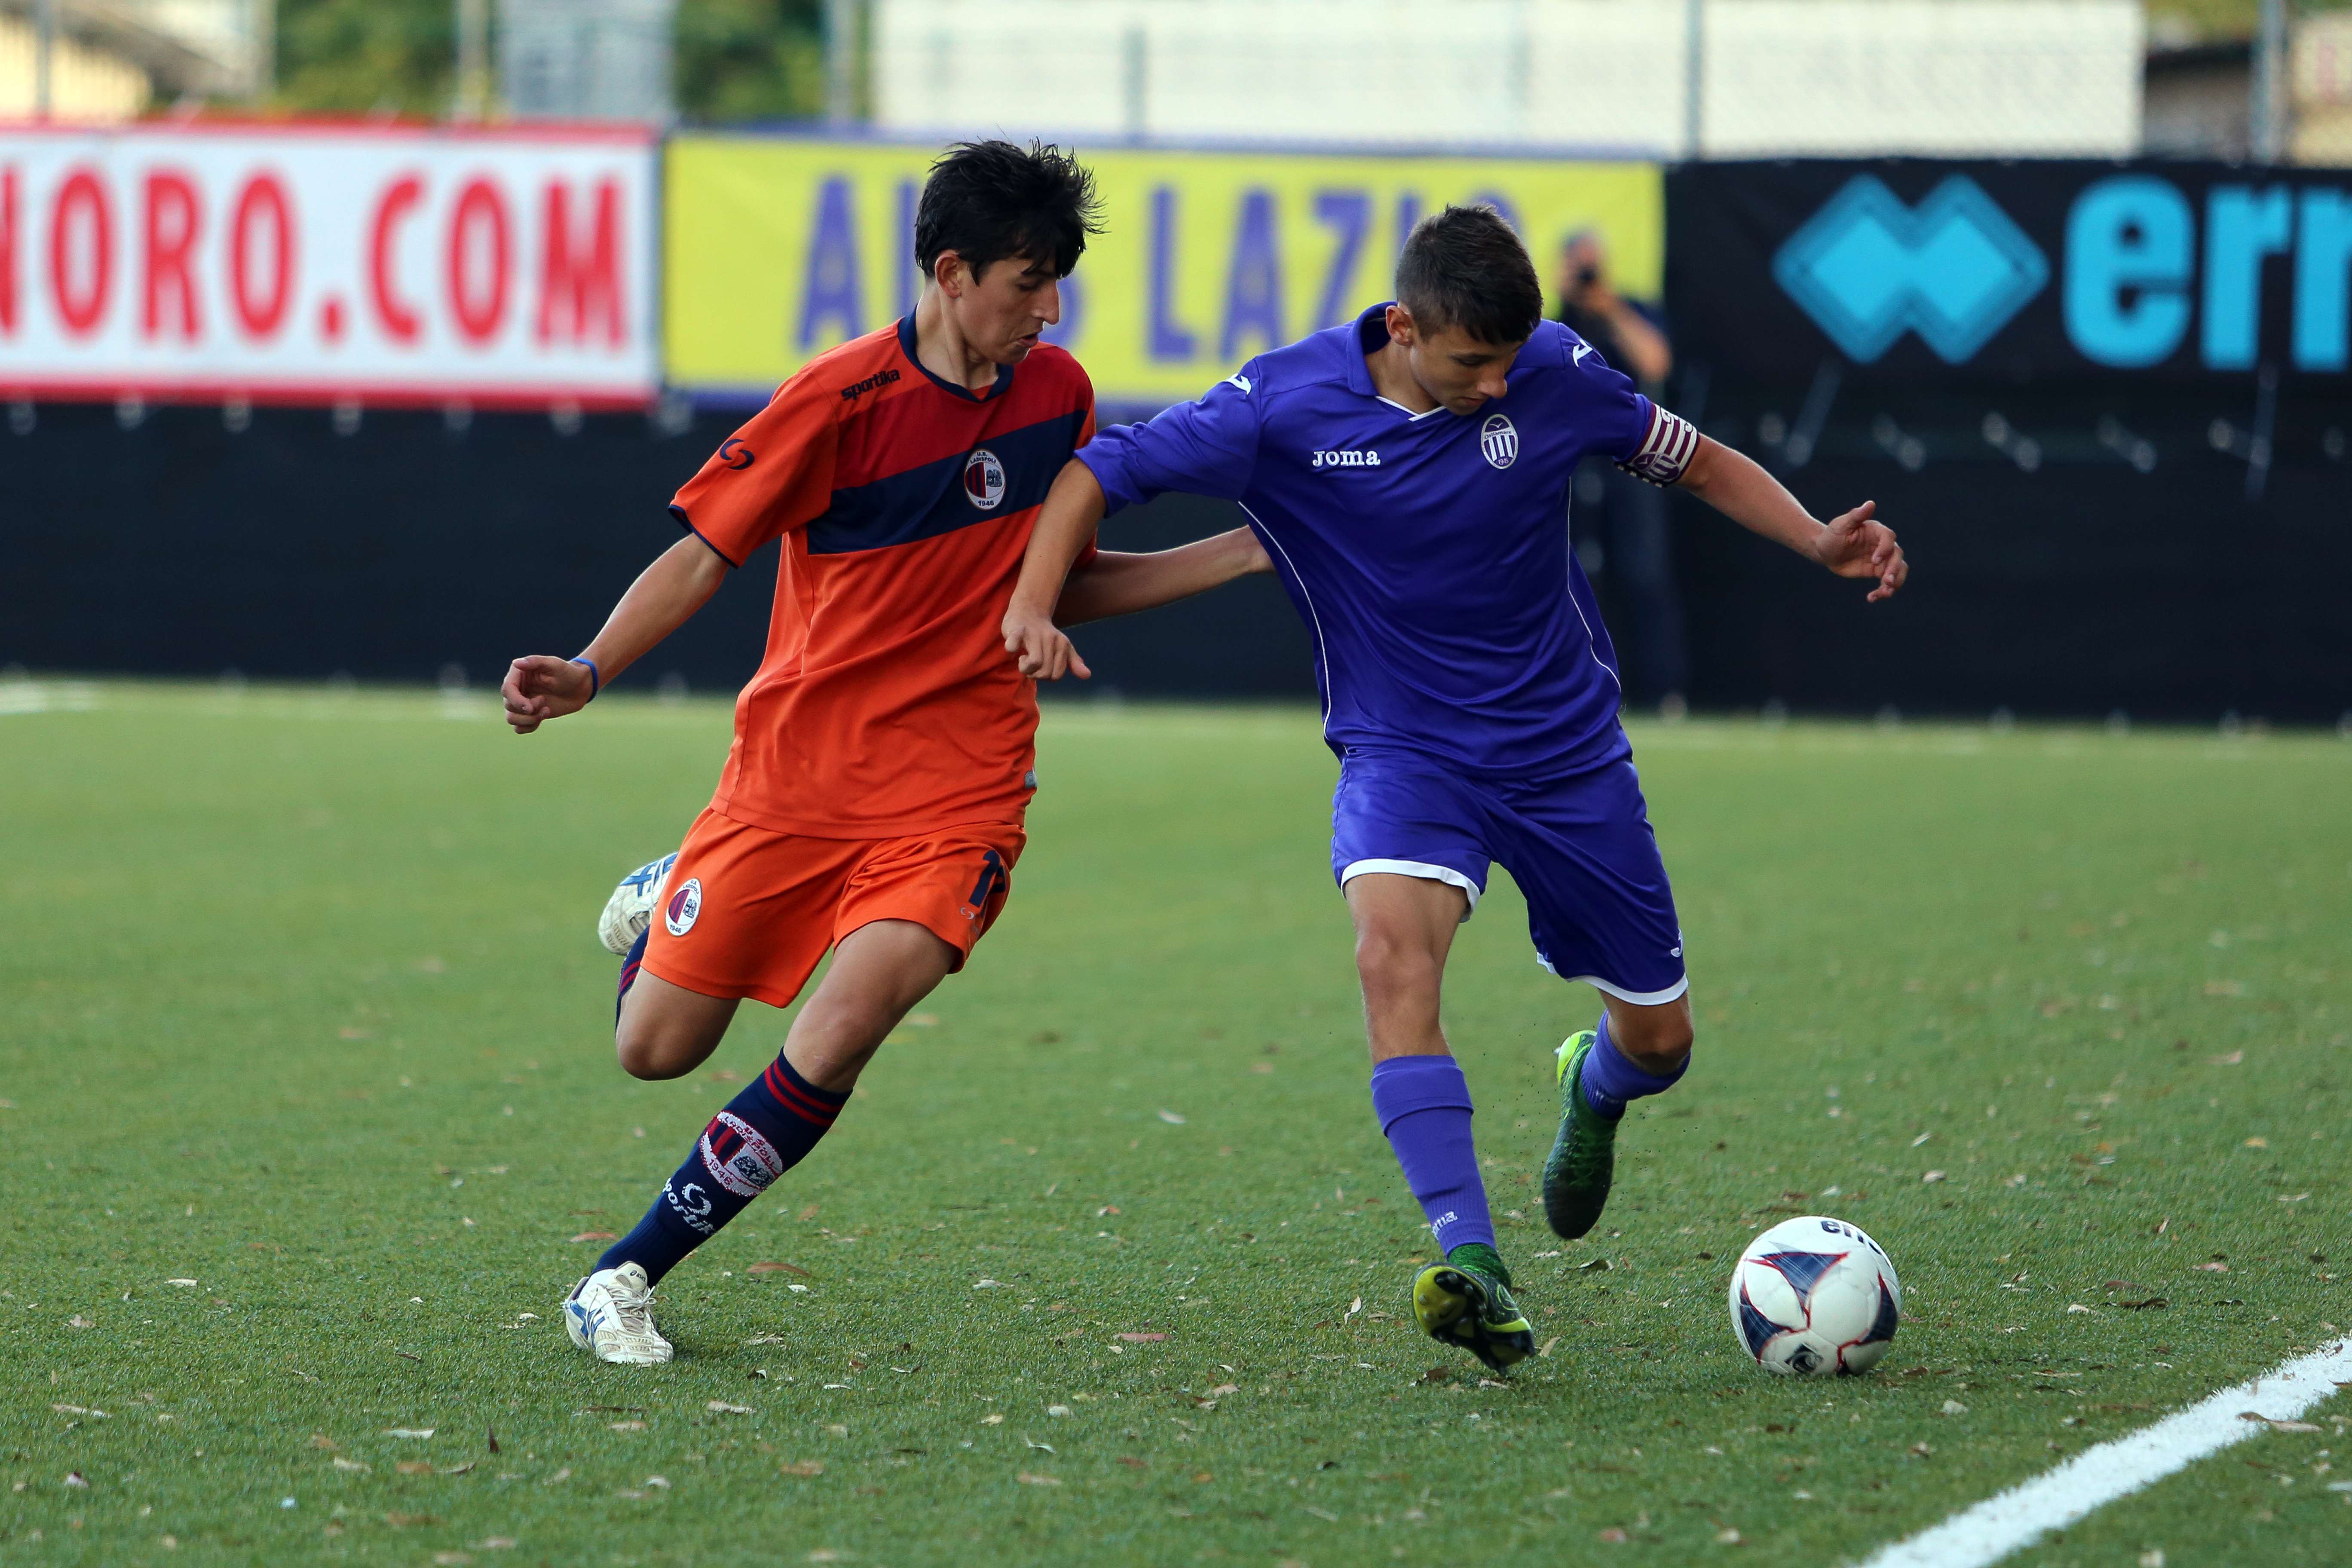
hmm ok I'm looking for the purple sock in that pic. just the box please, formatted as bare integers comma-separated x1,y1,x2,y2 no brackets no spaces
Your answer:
1369,1054,1496,1254
1580,1014,1687,1121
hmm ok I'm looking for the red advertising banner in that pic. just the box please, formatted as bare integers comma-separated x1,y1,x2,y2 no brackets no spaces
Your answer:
0,121,658,408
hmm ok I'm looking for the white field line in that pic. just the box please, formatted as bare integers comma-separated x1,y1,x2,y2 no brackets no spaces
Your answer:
1856,1337,2352,1568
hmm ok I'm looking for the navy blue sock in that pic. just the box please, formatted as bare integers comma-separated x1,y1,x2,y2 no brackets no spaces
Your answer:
615,929,649,1025
1369,1054,1496,1254
1580,1014,1687,1120
598,1054,849,1285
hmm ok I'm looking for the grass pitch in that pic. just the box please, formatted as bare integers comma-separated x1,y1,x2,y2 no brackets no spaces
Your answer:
4,681,2348,1567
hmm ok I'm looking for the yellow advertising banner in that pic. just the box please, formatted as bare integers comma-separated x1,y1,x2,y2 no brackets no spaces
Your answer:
665,135,1662,405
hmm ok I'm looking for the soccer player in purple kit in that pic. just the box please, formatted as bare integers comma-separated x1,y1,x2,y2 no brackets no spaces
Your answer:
1001,205,1908,1374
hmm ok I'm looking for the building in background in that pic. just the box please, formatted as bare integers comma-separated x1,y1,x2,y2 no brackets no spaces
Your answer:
499,0,677,122
0,0,263,119
2294,10,2352,164
870,0,2145,157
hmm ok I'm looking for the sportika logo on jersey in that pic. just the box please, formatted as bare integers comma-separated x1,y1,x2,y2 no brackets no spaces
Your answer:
1311,448,1381,469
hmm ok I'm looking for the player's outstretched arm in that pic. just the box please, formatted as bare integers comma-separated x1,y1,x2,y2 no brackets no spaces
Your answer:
1001,459,1112,680
1053,528,1272,630
502,535,731,733
1678,436,1908,603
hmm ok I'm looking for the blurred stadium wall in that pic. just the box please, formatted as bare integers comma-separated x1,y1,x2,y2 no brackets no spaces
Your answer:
3,2,2350,725
871,0,2145,157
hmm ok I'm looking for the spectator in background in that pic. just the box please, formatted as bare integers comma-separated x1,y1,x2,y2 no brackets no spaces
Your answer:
1555,229,1688,719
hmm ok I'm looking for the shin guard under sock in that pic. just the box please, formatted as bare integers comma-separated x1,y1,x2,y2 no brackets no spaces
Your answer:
1579,1013,1687,1120
598,1054,849,1285
1369,1053,1496,1255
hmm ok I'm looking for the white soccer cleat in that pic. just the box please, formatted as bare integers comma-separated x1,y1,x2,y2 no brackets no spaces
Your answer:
564,1262,674,1365
597,853,677,955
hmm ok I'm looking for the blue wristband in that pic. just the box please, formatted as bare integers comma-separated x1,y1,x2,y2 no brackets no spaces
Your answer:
570,656,600,701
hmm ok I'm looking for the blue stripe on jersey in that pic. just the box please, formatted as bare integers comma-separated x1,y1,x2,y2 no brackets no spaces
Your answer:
805,408,1087,556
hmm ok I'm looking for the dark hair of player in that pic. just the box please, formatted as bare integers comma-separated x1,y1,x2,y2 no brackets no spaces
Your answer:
914,140,1105,282
1396,204,1544,347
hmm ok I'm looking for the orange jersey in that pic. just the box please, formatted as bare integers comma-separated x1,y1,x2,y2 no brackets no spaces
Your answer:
669,318,1096,838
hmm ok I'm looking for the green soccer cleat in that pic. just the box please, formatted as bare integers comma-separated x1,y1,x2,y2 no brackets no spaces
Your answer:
1543,1030,1618,1240
1411,1244,1536,1375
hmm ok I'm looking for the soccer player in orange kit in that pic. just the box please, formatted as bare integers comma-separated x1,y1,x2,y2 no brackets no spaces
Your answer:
500,142,1270,1363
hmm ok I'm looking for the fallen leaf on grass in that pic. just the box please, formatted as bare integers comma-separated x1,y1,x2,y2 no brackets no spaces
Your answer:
2119,1298,2168,1311
2193,1262,2230,1273
396,1460,433,1476
2244,1137,2269,1148
542,1468,571,1485
2208,1050,2244,1066
1116,1332,1166,1342
1922,1170,1948,1185
570,1231,618,1243
1116,1456,1146,1469
440,1462,475,1476
331,1458,371,1473
310,1434,338,1450
609,1421,646,1432
749,1261,813,1278
51,1403,106,1417
980,1414,1004,1426
164,1279,199,1288
1017,1470,1060,1486
747,1334,788,1346
2240,1414,2321,1432
1599,1528,1629,1543
780,1460,824,1477
706,1401,753,1415
1577,1259,1612,1272
384,1428,435,1439
1538,1337,1561,1359
1025,1439,1055,1453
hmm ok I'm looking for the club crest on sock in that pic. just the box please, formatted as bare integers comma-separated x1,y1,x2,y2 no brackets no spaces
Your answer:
698,1110,785,1198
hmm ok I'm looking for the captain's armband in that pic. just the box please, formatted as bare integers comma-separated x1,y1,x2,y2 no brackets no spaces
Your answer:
1619,405,1699,487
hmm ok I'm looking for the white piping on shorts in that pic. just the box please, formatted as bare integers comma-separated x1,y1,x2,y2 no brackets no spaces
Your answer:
1339,858,1481,917
1535,953,1690,1006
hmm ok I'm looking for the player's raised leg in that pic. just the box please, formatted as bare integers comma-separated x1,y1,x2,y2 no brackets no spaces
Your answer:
1546,993,1693,1240
568,918,956,1364
1348,871,1534,1375
1498,757,1695,1240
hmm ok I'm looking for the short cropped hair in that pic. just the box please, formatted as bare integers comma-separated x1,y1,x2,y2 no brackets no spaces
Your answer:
915,140,1104,282
1396,205,1544,346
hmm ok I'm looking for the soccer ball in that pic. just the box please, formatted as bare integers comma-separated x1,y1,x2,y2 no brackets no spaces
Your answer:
1727,1215,1902,1376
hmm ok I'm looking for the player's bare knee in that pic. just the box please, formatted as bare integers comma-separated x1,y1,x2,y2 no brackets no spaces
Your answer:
613,1022,692,1081
1354,930,1438,1001
1609,1002,1694,1073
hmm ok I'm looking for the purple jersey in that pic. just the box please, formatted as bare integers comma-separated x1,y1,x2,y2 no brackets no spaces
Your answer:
1078,306,1696,776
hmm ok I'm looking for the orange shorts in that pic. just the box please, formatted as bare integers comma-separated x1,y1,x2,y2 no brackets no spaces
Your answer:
640,808,1023,1009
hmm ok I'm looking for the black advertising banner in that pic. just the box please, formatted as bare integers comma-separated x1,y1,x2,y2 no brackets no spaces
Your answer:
1667,160,2352,388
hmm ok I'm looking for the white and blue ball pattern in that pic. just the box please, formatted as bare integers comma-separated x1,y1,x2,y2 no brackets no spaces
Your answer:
1727,1215,1902,1375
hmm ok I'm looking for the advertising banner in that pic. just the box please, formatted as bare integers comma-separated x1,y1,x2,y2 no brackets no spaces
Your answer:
0,122,659,407
1668,159,2352,387
665,135,1662,407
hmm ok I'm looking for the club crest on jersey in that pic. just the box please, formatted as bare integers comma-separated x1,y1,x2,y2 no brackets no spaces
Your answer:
964,448,1007,510
664,877,703,937
1480,414,1519,469
1311,448,1381,469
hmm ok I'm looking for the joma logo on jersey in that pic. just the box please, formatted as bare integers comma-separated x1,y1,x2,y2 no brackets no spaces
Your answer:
1310,448,1381,469
839,367,902,404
